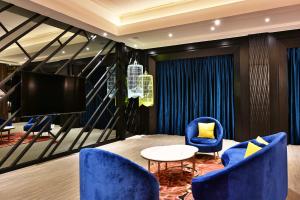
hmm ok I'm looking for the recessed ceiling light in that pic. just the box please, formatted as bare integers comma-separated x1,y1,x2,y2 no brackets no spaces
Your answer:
186,46,195,51
103,32,107,37
168,33,173,38
210,26,215,31
134,44,137,48
62,50,66,54
265,17,270,23
86,47,90,51
24,57,27,60
149,51,156,55
214,19,221,26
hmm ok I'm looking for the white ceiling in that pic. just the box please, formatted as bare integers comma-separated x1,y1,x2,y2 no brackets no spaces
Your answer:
3,0,300,49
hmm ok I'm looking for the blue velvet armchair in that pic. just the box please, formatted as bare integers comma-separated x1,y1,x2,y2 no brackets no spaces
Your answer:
23,116,53,135
0,117,12,127
80,148,159,200
185,117,223,156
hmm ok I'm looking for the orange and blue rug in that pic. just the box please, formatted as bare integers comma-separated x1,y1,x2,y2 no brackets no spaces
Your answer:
150,154,224,200
0,132,53,148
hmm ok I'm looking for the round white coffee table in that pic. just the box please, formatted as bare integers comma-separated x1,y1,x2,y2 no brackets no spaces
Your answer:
140,145,198,175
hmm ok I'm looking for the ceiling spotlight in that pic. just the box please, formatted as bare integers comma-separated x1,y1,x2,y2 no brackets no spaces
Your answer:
149,51,156,55
186,46,195,51
62,50,66,54
91,35,97,40
265,17,270,23
86,47,90,51
168,33,173,38
210,26,215,31
214,19,221,26
103,32,107,37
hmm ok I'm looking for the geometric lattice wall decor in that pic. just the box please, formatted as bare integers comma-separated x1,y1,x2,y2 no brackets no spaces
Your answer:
107,65,116,98
127,60,143,98
139,71,153,107
249,35,271,135
0,0,129,174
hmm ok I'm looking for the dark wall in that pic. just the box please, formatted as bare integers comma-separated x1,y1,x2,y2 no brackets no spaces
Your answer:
145,29,300,142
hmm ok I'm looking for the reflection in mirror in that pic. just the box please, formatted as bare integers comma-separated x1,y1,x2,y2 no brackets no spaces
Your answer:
0,0,119,172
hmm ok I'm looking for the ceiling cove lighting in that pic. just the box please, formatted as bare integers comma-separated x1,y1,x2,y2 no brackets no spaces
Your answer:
210,26,215,31
265,18,270,23
168,33,173,38
214,19,221,26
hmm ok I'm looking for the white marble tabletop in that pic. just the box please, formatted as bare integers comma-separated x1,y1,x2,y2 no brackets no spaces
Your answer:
140,144,198,162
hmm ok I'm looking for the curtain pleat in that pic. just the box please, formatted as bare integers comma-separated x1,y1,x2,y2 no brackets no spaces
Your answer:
288,48,300,145
156,55,235,139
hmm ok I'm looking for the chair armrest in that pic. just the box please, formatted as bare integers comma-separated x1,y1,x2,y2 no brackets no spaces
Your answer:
192,168,229,199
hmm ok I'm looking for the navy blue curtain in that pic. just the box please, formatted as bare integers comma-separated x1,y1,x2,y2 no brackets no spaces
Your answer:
156,55,235,139
288,48,300,145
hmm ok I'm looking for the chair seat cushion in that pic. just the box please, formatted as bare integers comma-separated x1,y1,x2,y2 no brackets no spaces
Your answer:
222,148,246,166
191,137,217,144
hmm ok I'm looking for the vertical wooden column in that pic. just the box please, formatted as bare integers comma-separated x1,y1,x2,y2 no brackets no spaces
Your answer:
137,50,150,134
0,64,9,119
148,56,157,134
234,39,250,141
268,35,289,134
115,42,126,140
248,35,271,138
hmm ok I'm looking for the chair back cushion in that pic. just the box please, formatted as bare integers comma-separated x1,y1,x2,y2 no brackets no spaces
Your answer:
197,122,215,139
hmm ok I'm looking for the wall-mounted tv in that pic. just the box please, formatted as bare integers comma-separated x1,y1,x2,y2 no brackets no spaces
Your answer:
21,71,86,116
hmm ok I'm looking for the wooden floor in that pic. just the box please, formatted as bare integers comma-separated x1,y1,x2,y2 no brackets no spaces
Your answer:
0,135,299,200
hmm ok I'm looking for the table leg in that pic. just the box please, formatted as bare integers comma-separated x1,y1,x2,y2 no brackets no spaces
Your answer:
8,130,10,141
192,155,196,176
158,162,162,176
148,160,151,172
181,161,183,169
181,161,184,176
165,162,168,170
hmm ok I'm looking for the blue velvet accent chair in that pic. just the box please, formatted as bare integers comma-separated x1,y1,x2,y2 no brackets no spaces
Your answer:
23,116,53,135
185,117,223,155
80,148,159,200
192,132,288,200
0,117,12,127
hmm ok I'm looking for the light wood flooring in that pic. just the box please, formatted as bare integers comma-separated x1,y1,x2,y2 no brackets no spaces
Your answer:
0,135,299,200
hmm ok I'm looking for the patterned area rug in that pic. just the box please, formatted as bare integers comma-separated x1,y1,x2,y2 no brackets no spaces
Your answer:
150,154,224,200
0,132,53,148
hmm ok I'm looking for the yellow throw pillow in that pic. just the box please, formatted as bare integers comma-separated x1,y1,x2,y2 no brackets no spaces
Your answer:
198,122,215,139
256,136,269,145
244,142,262,158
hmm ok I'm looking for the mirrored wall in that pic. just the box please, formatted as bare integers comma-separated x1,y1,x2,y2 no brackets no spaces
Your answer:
0,0,138,173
